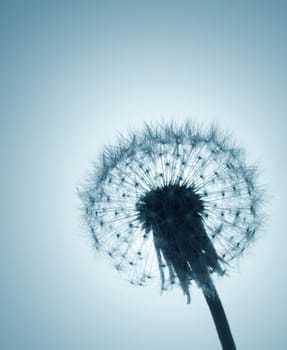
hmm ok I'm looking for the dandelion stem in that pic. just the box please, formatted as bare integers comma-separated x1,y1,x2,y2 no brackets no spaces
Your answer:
202,279,237,350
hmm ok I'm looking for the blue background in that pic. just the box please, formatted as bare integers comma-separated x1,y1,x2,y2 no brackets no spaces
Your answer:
1,1,286,349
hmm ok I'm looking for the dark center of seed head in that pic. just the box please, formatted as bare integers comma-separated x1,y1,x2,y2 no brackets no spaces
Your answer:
136,184,205,232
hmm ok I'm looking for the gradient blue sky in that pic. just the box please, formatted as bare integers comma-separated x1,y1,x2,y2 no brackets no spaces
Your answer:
1,1,287,349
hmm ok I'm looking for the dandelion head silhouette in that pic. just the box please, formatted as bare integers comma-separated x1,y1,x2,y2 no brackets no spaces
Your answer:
79,121,262,303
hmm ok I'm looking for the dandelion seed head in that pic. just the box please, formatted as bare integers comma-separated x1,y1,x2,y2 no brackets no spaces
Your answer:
79,121,263,301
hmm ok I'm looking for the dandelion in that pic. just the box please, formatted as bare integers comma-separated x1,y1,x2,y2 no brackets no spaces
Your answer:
79,121,263,350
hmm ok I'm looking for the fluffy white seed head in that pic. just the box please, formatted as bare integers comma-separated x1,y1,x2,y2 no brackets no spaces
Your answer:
78,121,263,300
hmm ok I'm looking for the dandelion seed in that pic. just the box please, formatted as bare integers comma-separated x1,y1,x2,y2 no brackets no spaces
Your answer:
79,120,263,350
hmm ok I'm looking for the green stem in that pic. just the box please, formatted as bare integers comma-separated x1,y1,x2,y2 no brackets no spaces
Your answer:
202,279,237,350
